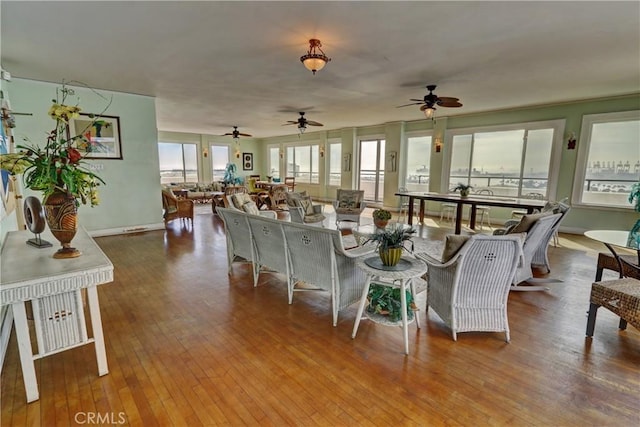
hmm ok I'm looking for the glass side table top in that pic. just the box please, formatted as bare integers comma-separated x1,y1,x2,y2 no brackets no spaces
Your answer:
584,230,640,251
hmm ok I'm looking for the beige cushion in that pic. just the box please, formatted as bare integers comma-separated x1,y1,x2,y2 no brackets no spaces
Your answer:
509,211,552,234
231,193,253,210
242,201,260,215
441,235,471,262
299,196,315,215
337,191,362,209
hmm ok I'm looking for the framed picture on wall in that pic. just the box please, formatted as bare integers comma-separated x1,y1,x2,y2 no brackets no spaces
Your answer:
243,152,253,170
68,113,122,159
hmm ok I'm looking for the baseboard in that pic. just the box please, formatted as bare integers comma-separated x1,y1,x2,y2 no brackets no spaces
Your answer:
89,222,166,237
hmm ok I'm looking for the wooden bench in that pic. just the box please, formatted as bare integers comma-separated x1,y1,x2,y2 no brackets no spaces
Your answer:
586,277,640,337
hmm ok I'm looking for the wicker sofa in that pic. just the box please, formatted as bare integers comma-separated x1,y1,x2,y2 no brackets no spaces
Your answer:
216,207,373,326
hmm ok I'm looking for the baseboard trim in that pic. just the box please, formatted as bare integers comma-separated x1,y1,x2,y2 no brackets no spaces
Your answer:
89,222,166,237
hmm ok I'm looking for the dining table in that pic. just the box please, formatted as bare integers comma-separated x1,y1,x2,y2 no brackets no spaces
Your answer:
396,191,547,234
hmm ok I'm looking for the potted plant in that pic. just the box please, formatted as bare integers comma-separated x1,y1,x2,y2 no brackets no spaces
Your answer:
365,225,416,266
454,183,473,197
372,208,392,228
367,283,416,322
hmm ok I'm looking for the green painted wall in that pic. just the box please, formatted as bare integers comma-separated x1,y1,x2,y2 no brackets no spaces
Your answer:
9,78,163,234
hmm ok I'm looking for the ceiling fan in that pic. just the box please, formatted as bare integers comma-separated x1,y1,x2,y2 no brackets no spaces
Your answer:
398,85,462,119
222,126,252,140
283,112,323,134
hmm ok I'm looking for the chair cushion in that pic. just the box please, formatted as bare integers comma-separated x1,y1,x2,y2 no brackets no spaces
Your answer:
442,235,471,262
299,196,315,215
509,211,553,234
242,201,260,215
247,178,258,193
337,191,362,209
286,191,308,207
231,193,253,210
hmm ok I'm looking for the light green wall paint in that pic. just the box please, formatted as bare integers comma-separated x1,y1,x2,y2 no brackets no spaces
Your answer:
9,78,162,233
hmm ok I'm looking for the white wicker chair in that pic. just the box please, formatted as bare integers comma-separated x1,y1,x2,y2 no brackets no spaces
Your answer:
531,202,570,273
511,213,562,291
416,234,523,342
285,191,326,225
333,189,366,227
216,207,256,280
281,221,373,326
245,214,290,291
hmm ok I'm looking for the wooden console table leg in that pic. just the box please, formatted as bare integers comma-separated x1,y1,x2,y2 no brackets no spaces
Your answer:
87,287,109,376
12,302,39,402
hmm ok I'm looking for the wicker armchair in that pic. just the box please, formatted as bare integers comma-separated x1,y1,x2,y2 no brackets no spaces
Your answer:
285,191,325,225
161,188,194,224
333,189,366,227
416,234,523,342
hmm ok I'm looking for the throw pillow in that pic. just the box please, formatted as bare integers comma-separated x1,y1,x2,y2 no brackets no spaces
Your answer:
509,211,552,234
231,193,253,210
441,234,471,262
242,201,260,216
299,197,315,215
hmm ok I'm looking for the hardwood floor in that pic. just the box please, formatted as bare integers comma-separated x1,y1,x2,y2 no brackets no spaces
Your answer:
2,205,639,426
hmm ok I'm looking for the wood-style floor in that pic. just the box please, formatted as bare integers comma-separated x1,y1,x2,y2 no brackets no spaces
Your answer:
2,205,639,426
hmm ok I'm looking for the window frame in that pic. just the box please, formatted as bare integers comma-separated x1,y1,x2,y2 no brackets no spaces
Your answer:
441,119,564,200
285,141,320,184
267,144,281,180
572,110,640,210
158,141,199,185
402,130,433,191
326,138,342,187
209,143,231,183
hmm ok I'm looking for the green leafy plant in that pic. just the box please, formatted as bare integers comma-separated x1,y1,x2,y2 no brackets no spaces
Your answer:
367,283,415,322
372,208,392,220
453,183,473,192
365,226,416,253
629,182,640,212
0,82,108,207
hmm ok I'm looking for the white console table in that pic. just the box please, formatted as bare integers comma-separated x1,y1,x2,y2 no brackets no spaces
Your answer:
0,227,113,402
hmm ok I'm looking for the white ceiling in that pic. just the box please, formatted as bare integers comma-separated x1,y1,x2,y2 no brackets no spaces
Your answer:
2,1,639,139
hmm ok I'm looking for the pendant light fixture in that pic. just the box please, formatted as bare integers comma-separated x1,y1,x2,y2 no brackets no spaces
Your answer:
300,39,331,75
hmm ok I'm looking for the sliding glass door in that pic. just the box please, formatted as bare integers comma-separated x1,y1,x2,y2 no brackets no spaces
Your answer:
359,138,385,202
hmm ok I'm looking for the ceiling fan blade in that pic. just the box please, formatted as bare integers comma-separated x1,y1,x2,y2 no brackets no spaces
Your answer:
397,102,423,108
438,100,463,108
306,120,324,126
238,132,252,137
409,98,424,102
437,96,459,103
284,121,298,125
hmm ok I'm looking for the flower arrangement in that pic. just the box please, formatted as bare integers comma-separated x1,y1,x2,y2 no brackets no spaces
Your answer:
372,208,392,221
0,82,107,207
629,181,640,212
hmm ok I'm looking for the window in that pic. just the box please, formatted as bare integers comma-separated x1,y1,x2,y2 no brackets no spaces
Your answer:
444,120,563,198
158,142,198,185
359,138,385,202
573,111,640,208
328,141,341,186
210,144,230,182
404,134,432,191
268,146,280,179
286,144,319,184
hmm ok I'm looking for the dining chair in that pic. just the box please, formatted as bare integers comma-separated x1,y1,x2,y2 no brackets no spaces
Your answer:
473,189,493,230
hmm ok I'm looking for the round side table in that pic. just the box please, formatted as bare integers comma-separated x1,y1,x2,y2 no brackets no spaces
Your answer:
352,256,428,355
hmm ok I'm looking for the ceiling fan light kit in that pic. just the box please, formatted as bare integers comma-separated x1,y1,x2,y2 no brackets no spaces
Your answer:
300,39,331,75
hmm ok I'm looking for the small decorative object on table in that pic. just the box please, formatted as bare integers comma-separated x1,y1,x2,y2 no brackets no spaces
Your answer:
372,208,392,229
364,225,416,266
0,82,108,258
627,181,640,247
454,183,473,198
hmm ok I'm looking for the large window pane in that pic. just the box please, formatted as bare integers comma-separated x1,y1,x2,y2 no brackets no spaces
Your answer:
286,144,319,184
580,115,640,208
158,142,198,185
269,147,280,179
211,145,229,182
405,135,431,191
448,124,557,198
329,143,341,186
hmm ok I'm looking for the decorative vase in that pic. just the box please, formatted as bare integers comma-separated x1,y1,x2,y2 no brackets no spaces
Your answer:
43,190,81,259
379,247,403,266
373,218,389,229
627,219,640,249
460,189,470,198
